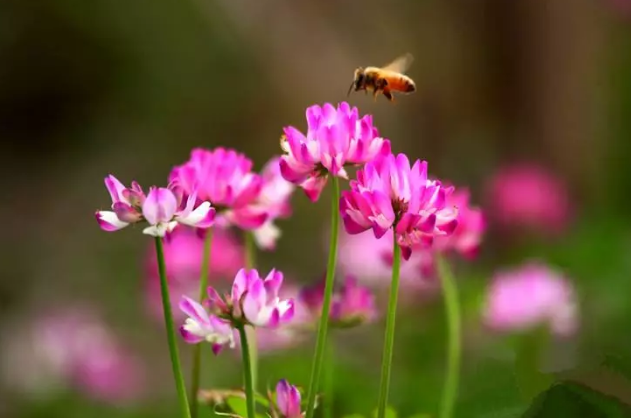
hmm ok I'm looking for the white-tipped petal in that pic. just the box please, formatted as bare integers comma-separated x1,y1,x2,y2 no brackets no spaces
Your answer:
96,211,130,232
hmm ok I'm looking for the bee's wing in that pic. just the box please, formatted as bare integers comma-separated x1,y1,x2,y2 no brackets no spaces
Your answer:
381,53,414,74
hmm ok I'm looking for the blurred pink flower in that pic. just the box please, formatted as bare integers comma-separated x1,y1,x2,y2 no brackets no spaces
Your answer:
435,188,485,258
341,153,458,260
95,175,215,236
249,156,296,250
299,275,378,328
144,226,244,324
486,163,571,234
1,307,143,404
275,379,302,418
338,228,437,290
483,262,578,336
280,102,390,202
169,147,267,229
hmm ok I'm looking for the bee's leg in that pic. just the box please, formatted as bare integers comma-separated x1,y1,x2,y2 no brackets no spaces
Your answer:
373,90,379,102
383,90,394,102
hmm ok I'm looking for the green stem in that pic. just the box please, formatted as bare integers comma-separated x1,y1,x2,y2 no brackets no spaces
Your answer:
237,324,257,418
190,230,213,418
376,235,401,418
437,256,461,418
323,339,335,418
305,177,341,418
154,237,192,418
244,232,258,389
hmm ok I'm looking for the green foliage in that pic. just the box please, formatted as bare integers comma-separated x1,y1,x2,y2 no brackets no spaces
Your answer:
521,382,631,418
513,329,555,402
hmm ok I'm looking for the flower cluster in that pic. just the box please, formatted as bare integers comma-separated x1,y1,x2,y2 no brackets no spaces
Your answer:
340,153,459,259
91,100,586,418
280,102,390,202
96,175,215,237
178,268,295,353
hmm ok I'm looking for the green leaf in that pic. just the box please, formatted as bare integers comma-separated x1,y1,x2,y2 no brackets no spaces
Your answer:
521,381,631,417
406,414,432,418
371,406,397,418
226,397,248,418
342,414,366,418
513,329,555,402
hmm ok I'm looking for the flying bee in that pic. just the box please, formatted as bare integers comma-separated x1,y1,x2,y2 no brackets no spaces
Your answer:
347,53,416,102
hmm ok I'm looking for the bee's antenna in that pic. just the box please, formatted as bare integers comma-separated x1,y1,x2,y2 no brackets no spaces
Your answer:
347,80,355,97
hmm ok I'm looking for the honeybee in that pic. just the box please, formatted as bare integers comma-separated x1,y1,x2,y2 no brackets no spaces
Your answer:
347,53,416,102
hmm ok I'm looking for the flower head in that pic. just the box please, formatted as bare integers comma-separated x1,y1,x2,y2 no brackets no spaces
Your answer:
483,262,578,336
229,269,295,327
169,147,267,229
340,153,458,260
280,102,390,202
178,296,235,354
486,163,571,234
249,156,296,250
275,379,302,418
95,175,215,236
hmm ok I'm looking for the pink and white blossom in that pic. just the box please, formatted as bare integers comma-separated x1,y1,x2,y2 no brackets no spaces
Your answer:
275,379,302,418
483,262,578,336
230,269,295,327
340,153,458,260
280,102,390,202
169,147,268,229
95,175,215,236
178,296,235,354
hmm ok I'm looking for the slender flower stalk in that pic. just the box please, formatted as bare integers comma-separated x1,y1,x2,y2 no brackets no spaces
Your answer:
323,340,335,418
305,177,341,418
237,324,257,418
376,234,401,418
244,232,259,389
154,237,192,418
189,231,213,418
437,256,461,418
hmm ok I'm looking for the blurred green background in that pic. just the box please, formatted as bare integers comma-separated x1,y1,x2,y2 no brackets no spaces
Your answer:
2,0,631,417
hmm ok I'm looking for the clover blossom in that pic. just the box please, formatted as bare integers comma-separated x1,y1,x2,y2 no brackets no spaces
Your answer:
340,152,458,259
181,268,295,334
275,379,302,418
169,147,268,230
95,175,215,236
280,102,390,202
